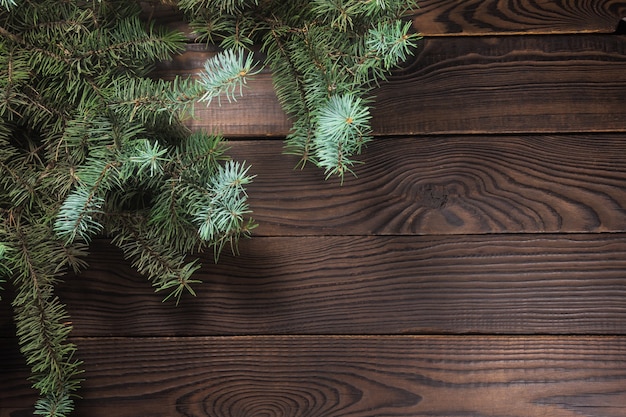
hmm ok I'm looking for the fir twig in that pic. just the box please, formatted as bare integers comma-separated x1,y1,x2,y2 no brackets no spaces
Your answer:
182,0,420,180
197,47,260,105
1,1,419,415
1,1,257,414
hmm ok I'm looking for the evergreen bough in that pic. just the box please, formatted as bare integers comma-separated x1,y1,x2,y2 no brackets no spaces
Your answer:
180,0,420,177
0,0,419,415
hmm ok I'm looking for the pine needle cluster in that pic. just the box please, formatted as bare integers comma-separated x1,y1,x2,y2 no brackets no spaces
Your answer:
0,1,255,415
1,0,419,416
180,0,421,179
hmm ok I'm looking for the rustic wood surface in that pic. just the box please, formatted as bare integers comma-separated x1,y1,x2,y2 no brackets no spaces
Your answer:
225,136,626,236
141,0,626,36
3,336,626,417
3,1,626,416
414,0,626,35
35,235,626,336
373,35,626,135
153,35,626,136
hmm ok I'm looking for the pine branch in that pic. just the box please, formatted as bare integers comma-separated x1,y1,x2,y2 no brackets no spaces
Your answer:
109,217,202,305
0,0,16,11
197,47,260,105
109,75,201,124
8,222,82,417
182,0,419,179
2,2,419,415
315,93,372,179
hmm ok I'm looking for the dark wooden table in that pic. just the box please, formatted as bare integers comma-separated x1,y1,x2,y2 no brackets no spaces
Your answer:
3,1,626,416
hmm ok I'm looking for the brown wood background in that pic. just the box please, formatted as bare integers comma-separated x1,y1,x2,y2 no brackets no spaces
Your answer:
3,1,626,416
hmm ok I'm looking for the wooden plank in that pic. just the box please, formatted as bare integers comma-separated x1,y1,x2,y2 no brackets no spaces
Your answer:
154,35,626,137
153,43,291,137
233,135,626,236
374,35,626,135
29,234,626,336
140,1,626,36
414,0,626,36
3,336,626,417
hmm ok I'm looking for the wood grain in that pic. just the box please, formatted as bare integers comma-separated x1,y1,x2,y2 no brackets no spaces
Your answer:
3,5,626,417
140,0,626,37
3,336,626,417
153,42,291,137
229,135,626,236
414,0,626,36
38,234,626,336
154,36,626,137
373,35,626,135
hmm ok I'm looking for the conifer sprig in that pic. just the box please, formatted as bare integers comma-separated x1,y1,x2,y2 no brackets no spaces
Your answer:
197,48,260,105
1,1,255,415
181,0,421,180
315,94,372,179
8,222,83,417
0,0,15,11
1,1,419,415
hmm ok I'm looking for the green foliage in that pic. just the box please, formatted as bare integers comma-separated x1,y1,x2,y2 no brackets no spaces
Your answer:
1,0,419,415
197,48,260,105
0,0,15,11
0,1,255,415
180,0,421,179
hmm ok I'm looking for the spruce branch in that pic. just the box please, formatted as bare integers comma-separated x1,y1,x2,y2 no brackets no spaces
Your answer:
109,217,203,305
0,241,11,299
2,1,418,415
183,0,421,180
8,222,83,417
366,19,420,70
178,0,259,14
0,240,10,272
0,0,16,11
315,93,372,179
126,139,168,178
109,75,201,124
54,187,106,244
2,1,257,414
194,160,254,244
264,23,317,166
197,47,260,105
